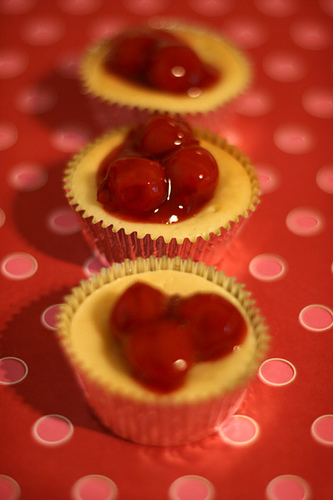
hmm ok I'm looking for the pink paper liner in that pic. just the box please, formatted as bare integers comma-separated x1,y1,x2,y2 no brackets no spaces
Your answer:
75,208,253,267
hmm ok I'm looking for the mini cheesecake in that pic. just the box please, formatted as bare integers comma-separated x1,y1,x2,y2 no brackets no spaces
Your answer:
56,257,269,445
80,21,252,115
64,116,260,266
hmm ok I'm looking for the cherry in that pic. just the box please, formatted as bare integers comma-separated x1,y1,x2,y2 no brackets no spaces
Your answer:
163,145,219,210
133,114,197,157
111,282,168,340
124,319,195,391
175,293,247,362
146,45,204,93
97,156,168,214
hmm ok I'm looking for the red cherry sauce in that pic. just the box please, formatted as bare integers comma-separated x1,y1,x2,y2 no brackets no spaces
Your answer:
97,114,219,223
103,27,219,94
110,282,247,393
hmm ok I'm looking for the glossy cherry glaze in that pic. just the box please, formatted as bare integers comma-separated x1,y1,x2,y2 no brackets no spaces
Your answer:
103,27,219,94
110,282,247,392
97,115,219,223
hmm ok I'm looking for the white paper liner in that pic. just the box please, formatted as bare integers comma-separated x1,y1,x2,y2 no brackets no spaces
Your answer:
56,257,270,446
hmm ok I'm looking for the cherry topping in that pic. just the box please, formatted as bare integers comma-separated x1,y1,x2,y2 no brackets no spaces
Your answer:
97,156,168,214
124,319,194,391
111,282,168,340
175,293,247,362
164,145,219,210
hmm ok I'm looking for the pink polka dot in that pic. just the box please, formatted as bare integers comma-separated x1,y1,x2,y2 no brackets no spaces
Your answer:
58,0,102,15
249,254,287,281
41,304,61,330
218,415,259,445
222,18,268,49
72,475,118,500
83,256,105,276
274,124,315,154
0,122,18,150
320,0,333,16
0,0,36,14
21,17,65,46
316,165,333,194
254,0,299,17
56,51,80,79
263,51,306,82
311,415,333,446
235,88,274,116
0,357,28,384
0,475,20,500
290,19,332,50
15,85,57,114
32,414,73,445
123,0,170,15
169,475,214,500
0,208,6,228
50,123,91,152
8,162,48,191
266,475,311,500
286,207,324,236
256,164,280,193
47,207,81,235
302,87,333,119
0,48,28,78
88,18,127,41
1,252,38,280
299,304,333,331
259,358,296,386
217,124,243,148
188,0,235,16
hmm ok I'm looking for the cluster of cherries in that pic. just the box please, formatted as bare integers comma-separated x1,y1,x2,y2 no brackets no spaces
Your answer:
104,26,219,94
97,114,219,223
110,282,247,392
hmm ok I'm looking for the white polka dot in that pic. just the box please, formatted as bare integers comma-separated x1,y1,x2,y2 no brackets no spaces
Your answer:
72,475,118,500
290,18,332,50
0,357,28,385
1,252,38,280
235,88,274,116
249,254,287,281
218,415,259,445
0,0,36,14
316,165,333,194
58,0,102,15
56,51,80,79
221,18,268,49
47,207,81,235
15,85,57,114
266,475,311,500
299,304,333,332
216,124,243,148
21,17,65,45
0,48,28,78
263,51,307,82
0,122,18,150
255,164,280,194
274,124,315,154
123,0,170,16
50,123,91,152
0,475,20,500
259,358,296,386
302,87,333,119
0,208,6,228
8,162,48,191
286,207,324,236
32,414,74,446
254,0,299,17
188,0,235,16
169,475,214,500
41,304,61,330
83,255,105,277
311,415,333,446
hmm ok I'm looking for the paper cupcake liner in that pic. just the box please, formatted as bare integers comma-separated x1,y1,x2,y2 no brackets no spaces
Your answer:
80,19,252,125
64,127,260,267
56,256,270,446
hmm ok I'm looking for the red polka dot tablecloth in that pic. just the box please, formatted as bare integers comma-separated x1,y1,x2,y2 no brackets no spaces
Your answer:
0,1,332,499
